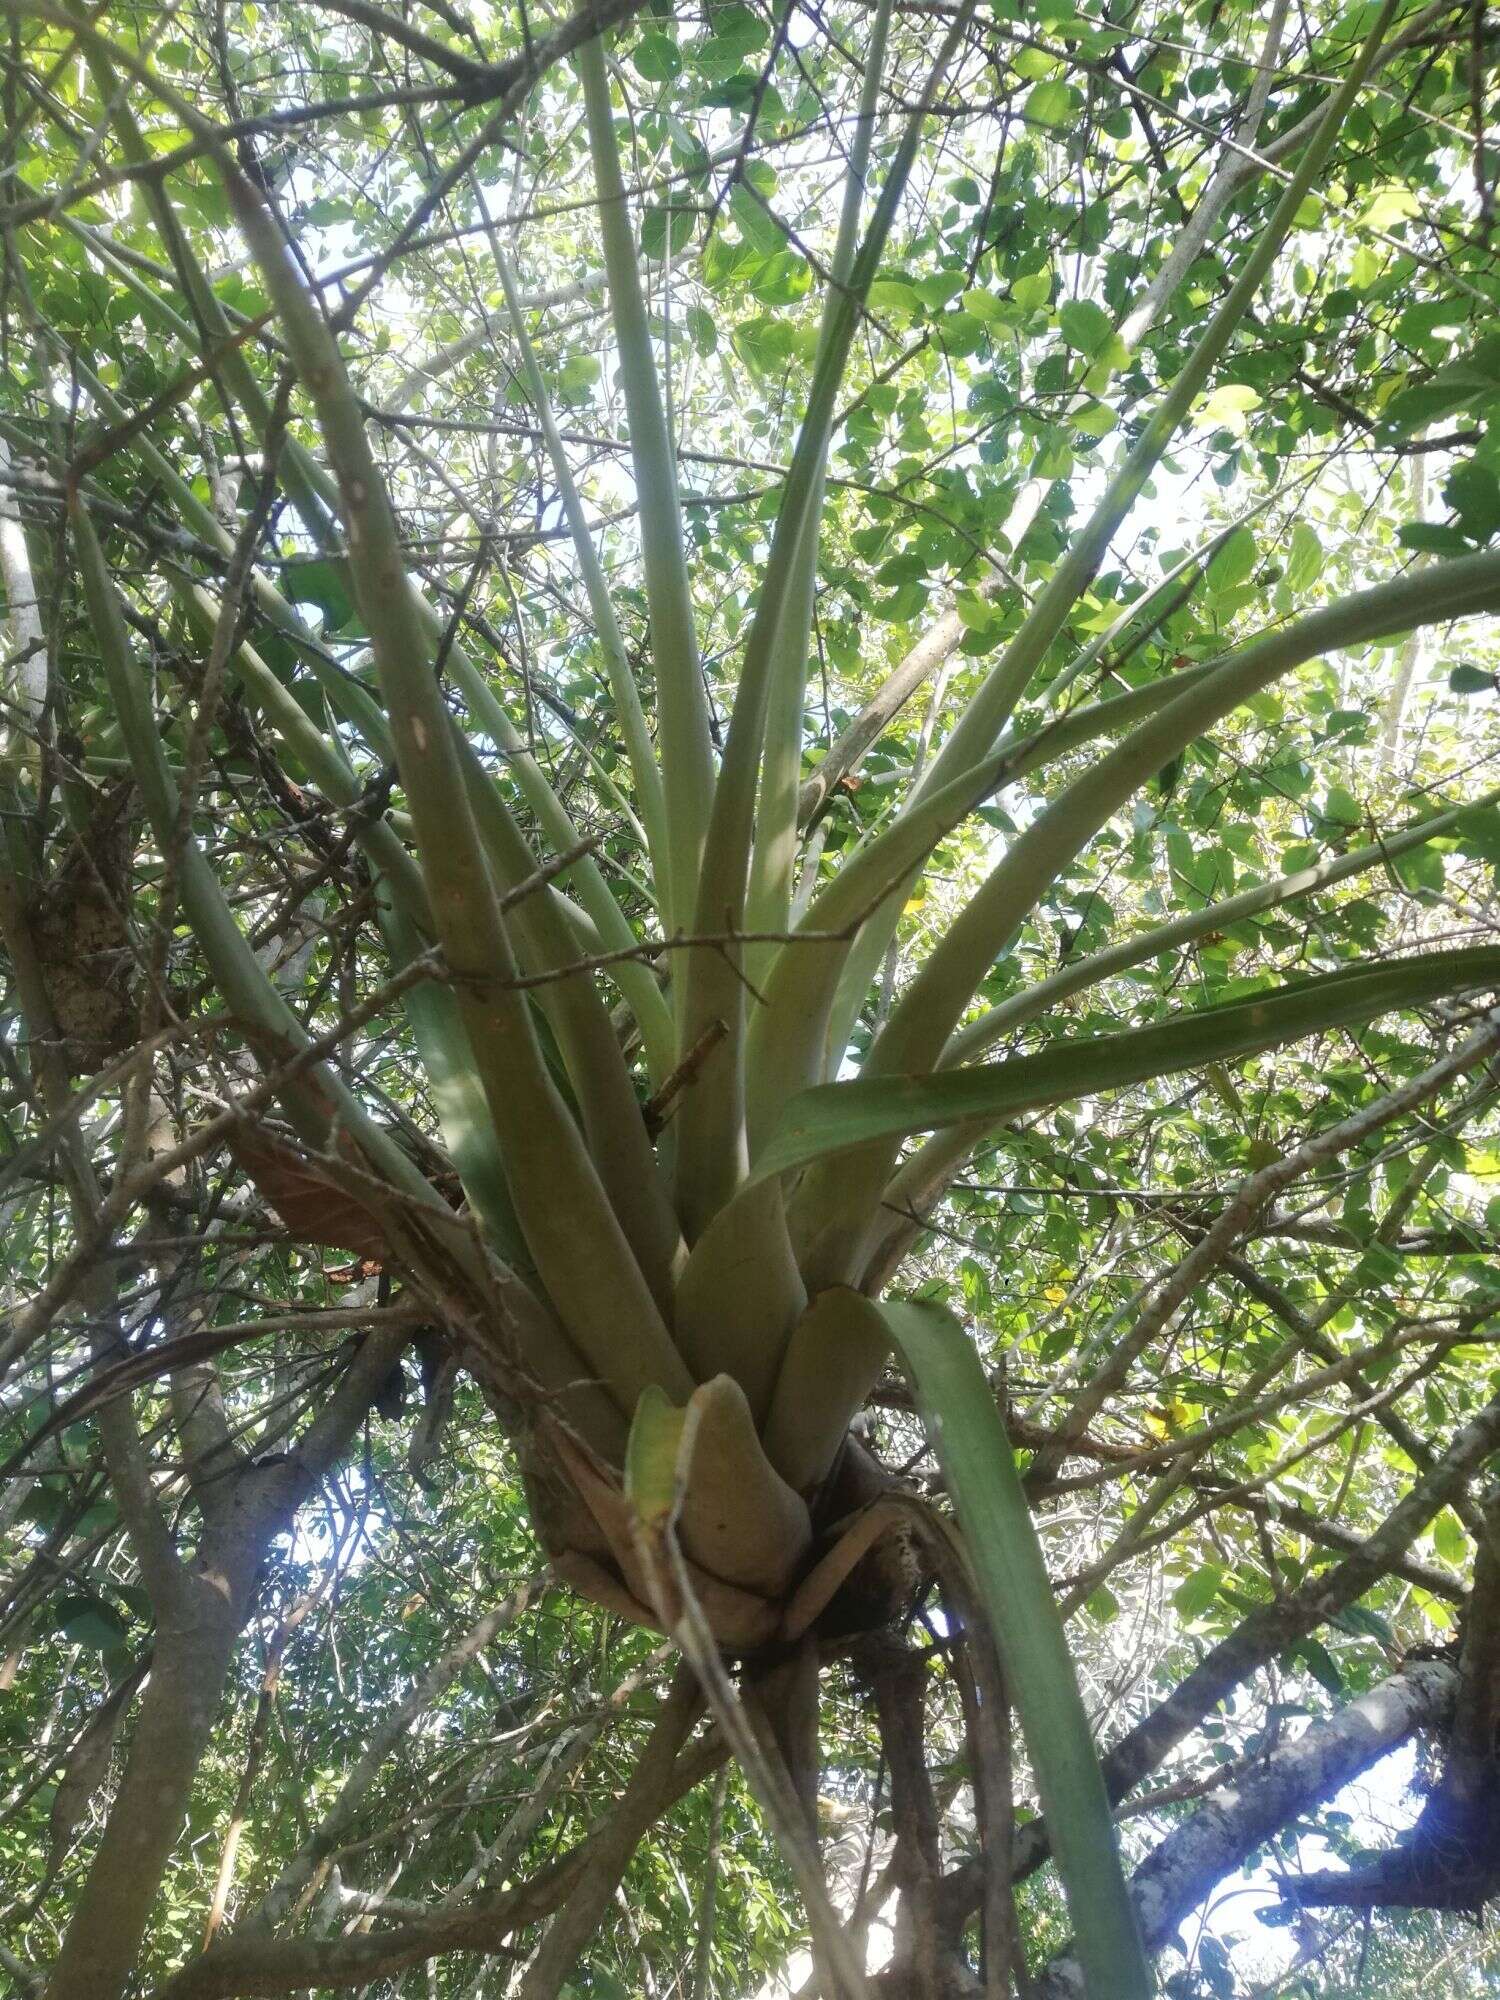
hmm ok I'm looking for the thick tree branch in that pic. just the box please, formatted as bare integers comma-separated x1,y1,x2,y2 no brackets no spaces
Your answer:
1282,1486,1500,1913
1035,1660,1458,1997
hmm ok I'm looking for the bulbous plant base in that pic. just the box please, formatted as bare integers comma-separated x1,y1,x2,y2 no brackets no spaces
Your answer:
524,1402,927,1658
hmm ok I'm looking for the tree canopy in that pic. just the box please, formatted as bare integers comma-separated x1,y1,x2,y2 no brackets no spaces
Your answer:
2,1,1500,1997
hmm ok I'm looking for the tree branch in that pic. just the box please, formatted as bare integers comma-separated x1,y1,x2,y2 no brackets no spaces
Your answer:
1035,1660,1458,1997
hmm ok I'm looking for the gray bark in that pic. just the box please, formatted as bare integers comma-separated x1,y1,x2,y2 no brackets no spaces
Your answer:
1036,1661,1457,1997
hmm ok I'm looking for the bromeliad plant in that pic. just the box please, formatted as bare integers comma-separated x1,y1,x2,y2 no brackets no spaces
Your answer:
6,0,1500,1994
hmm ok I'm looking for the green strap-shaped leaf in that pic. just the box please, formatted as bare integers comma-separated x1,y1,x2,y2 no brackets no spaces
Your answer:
875,1299,1150,2000
755,947,1500,1181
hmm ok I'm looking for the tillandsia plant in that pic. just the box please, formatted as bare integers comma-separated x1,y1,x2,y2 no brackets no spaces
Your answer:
4,0,1500,1996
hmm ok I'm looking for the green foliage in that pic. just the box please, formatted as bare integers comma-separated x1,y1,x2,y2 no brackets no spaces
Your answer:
3,2,1500,1997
